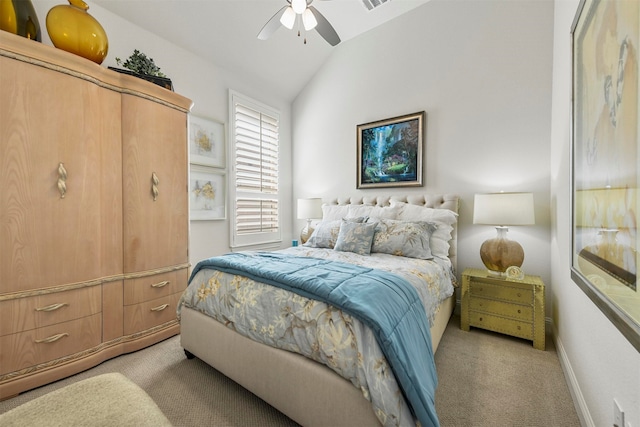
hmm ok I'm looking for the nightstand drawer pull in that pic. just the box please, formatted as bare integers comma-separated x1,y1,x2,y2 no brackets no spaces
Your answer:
35,333,69,343
35,303,68,312
151,280,170,288
150,303,169,312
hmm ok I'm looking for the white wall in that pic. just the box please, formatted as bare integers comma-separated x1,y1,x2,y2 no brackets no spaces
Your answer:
32,0,294,266
550,2,640,426
293,0,553,288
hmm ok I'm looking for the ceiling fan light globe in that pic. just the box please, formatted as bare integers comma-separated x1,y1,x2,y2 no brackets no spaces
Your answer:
302,9,317,31
291,0,307,14
280,7,296,29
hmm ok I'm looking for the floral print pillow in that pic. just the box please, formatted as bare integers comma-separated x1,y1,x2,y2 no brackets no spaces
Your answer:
371,219,437,259
334,221,378,255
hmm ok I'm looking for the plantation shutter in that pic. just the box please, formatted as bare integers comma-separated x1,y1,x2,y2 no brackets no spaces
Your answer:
230,91,280,247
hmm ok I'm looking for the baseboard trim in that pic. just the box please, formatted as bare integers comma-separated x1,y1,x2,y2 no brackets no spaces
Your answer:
550,318,595,427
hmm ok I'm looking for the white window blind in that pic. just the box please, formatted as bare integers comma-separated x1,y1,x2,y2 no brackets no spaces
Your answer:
230,91,281,248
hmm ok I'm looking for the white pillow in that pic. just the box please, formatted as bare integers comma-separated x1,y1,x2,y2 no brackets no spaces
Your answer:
348,204,400,221
322,204,350,221
390,201,457,258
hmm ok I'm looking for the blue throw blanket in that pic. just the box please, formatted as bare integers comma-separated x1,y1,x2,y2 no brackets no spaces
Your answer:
189,252,440,427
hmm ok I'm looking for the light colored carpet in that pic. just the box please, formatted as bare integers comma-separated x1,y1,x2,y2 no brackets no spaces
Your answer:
0,315,580,426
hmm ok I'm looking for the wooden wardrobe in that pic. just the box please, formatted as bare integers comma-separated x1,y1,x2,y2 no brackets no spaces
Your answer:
0,31,192,399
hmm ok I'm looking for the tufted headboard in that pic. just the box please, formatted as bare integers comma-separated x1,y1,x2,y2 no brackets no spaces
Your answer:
323,194,460,272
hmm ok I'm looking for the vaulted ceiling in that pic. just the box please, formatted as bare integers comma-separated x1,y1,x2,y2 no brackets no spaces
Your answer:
94,0,429,100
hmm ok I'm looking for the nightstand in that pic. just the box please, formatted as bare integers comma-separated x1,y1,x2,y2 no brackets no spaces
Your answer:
461,268,546,350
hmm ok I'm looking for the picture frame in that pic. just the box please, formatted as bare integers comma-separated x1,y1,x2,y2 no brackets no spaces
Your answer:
356,111,425,189
189,116,225,168
570,0,640,352
189,165,226,221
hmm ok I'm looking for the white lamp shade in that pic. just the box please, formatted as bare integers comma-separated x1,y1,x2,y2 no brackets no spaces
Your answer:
473,193,535,226
297,198,323,220
280,7,296,29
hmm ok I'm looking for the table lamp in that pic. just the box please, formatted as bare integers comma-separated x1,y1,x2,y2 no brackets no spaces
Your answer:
473,192,535,275
297,198,322,244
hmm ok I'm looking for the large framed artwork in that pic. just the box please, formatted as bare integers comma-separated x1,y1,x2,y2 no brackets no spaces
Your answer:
189,165,226,220
571,0,640,351
189,116,225,168
356,111,424,189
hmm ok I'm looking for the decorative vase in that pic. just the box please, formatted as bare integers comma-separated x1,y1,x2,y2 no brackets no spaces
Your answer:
0,0,42,41
46,0,108,64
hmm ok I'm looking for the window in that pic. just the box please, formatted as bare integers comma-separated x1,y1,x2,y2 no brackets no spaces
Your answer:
229,91,280,248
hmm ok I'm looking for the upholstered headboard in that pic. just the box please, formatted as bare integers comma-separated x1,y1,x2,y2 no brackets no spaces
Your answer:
323,194,460,271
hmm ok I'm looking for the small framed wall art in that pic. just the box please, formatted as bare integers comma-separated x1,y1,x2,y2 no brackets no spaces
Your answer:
357,111,425,189
189,115,225,168
189,165,226,220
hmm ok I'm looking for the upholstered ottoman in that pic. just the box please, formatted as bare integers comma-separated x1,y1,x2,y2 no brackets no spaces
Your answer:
0,373,171,426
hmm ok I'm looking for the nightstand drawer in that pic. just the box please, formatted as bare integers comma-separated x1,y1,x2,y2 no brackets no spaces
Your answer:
469,280,533,305
469,298,532,321
469,311,533,341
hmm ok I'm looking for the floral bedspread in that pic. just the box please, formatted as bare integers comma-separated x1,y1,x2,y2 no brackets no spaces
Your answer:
177,247,455,427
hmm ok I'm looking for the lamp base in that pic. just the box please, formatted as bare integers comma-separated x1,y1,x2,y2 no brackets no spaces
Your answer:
300,220,314,244
479,226,524,274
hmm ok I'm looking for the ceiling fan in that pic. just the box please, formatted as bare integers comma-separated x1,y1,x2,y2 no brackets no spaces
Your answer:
258,0,341,46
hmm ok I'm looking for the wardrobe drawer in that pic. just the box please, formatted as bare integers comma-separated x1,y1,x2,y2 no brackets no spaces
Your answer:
0,286,102,337
0,313,102,375
469,298,532,322
123,292,182,335
468,280,533,305
468,311,533,341
123,269,188,305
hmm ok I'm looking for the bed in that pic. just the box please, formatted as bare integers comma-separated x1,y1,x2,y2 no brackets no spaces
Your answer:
178,194,459,427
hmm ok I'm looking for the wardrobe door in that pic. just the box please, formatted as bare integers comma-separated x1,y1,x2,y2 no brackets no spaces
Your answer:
121,94,188,274
0,56,122,294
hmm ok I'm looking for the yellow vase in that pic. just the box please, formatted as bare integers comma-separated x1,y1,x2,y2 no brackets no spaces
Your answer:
46,0,108,64
0,0,41,41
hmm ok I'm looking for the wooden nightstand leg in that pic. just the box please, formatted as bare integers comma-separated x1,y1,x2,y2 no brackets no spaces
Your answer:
533,284,546,350
460,276,470,331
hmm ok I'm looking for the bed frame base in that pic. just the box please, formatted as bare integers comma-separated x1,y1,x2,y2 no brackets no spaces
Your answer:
180,294,454,427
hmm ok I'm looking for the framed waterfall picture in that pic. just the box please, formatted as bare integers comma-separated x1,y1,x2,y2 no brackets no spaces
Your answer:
189,165,226,220
570,0,640,352
189,115,225,168
356,111,424,189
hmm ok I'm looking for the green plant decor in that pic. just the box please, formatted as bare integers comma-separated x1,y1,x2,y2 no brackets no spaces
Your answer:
115,49,166,77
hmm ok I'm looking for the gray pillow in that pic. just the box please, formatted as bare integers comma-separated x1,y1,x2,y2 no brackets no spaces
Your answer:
334,221,378,255
371,219,437,259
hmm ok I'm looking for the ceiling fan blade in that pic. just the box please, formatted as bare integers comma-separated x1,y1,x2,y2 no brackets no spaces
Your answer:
309,5,341,46
257,6,287,40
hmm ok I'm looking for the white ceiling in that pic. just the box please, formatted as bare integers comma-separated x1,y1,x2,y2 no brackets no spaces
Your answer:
93,0,430,100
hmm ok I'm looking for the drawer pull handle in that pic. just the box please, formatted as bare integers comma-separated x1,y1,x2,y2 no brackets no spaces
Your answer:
517,293,522,297
57,162,67,199
151,303,169,312
35,303,68,312
35,333,69,343
151,280,170,288
517,309,522,314
478,317,483,322
151,172,159,201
